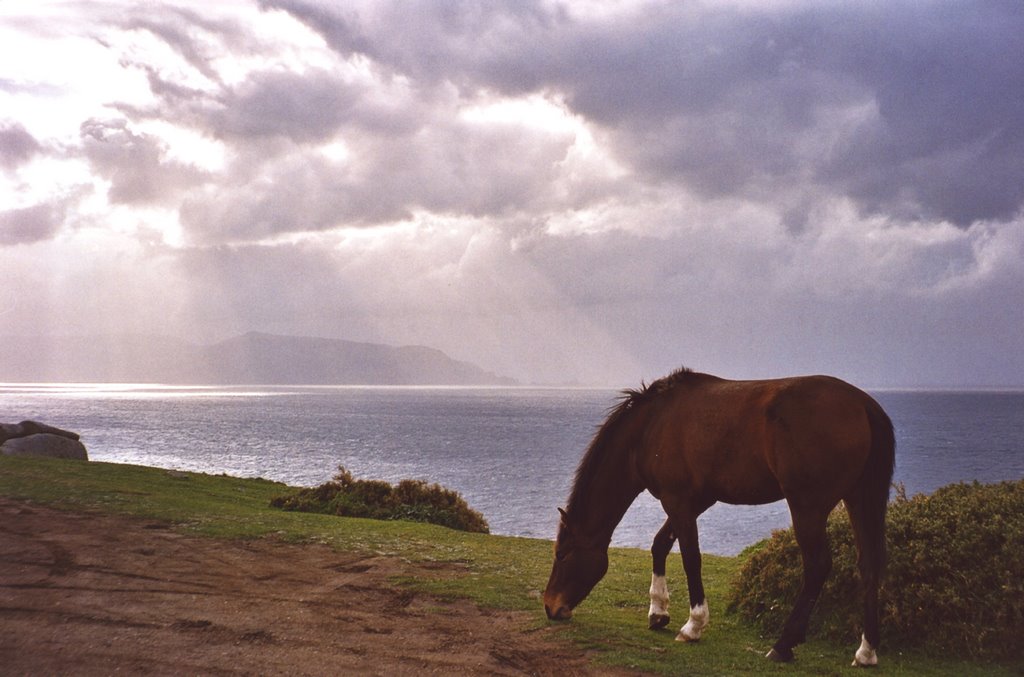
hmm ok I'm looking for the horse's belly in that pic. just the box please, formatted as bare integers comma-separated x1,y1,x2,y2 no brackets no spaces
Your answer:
717,484,785,506
708,467,785,505
640,447,783,506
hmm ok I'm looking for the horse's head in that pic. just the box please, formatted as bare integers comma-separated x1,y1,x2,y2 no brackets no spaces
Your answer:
543,508,608,621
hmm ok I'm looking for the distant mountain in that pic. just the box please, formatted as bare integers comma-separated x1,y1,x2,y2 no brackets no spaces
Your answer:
0,332,517,386
200,332,516,385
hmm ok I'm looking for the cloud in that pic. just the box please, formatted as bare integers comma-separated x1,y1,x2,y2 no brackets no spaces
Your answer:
268,0,1024,228
98,0,1024,241
119,5,244,86
808,3,1024,226
0,203,64,245
554,2,1024,227
259,0,563,84
173,77,596,242
209,68,360,142
81,118,208,205
0,122,43,169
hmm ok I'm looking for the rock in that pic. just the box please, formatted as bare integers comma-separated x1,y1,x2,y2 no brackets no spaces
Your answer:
0,421,87,460
0,420,80,445
0,433,89,460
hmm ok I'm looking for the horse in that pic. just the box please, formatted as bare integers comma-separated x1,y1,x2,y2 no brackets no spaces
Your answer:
543,368,895,667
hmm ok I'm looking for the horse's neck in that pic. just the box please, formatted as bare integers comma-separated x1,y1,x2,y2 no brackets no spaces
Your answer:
572,423,645,546
583,483,642,547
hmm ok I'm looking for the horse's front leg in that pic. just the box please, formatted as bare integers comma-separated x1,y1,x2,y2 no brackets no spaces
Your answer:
677,520,709,641
664,507,710,642
648,519,675,630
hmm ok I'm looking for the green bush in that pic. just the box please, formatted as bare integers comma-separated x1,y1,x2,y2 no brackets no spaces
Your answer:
270,466,489,533
728,480,1024,659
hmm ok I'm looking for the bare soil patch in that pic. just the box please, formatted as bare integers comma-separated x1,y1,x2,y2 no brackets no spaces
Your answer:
0,498,632,676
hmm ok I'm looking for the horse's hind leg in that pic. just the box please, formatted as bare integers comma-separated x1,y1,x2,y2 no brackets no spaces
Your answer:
649,519,675,630
845,495,887,667
767,505,832,662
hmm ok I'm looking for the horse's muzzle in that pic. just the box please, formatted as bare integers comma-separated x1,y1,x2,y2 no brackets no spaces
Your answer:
544,604,572,621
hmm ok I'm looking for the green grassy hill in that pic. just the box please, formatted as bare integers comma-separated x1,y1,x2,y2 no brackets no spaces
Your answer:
1,455,1016,676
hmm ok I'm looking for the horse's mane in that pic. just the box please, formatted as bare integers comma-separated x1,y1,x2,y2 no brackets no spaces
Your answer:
565,367,698,517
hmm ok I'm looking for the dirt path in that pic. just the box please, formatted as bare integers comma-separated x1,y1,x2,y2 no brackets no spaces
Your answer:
0,498,632,676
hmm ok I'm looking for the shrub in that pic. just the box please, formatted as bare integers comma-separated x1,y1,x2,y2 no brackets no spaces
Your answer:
270,466,489,533
728,479,1024,660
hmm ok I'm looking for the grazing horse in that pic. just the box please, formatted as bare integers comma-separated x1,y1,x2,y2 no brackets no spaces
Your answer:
543,368,895,667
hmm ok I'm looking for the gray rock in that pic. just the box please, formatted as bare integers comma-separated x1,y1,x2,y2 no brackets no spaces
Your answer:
0,420,80,445
1,433,89,460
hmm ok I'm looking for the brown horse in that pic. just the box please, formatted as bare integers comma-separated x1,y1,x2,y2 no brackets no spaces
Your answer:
543,368,895,667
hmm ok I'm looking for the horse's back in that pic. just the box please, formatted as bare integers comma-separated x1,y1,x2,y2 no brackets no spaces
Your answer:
638,374,882,507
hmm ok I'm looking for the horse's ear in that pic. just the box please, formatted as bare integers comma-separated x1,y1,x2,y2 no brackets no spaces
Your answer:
557,507,571,529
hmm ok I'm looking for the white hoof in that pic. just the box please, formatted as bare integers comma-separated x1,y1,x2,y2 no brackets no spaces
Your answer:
852,634,878,667
674,601,709,642
648,574,670,619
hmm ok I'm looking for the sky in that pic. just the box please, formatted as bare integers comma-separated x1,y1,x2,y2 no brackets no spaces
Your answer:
1,0,1022,388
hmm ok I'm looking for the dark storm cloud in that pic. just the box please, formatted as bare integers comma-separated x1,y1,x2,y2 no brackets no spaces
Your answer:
601,2,1024,226
580,3,1024,226
268,0,1024,227
798,2,1024,225
0,122,43,169
0,203,63,245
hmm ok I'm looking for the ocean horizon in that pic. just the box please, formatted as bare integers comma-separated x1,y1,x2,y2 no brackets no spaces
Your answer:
3,383,1022,556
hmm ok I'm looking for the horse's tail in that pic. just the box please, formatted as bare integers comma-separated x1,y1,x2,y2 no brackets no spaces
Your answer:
850,398,895,565
845,396,896,652
861,398,896,530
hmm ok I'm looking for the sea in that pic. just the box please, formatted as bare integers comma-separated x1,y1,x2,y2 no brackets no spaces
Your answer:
2,384,1022,555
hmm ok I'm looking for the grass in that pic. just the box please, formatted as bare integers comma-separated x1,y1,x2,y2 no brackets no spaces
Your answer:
2,455,1019,676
